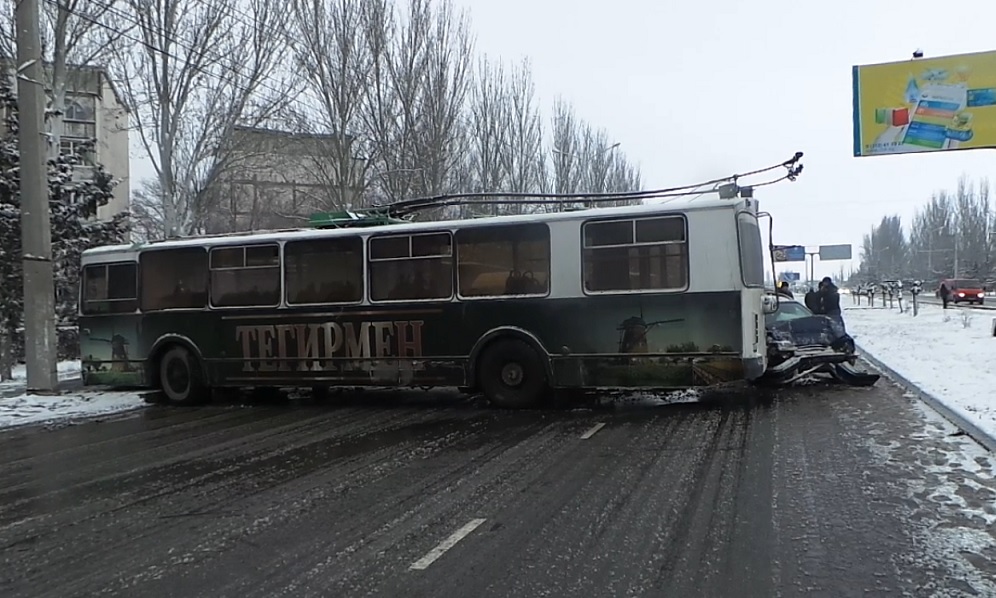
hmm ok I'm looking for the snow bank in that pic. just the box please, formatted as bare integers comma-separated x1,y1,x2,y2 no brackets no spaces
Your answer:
845,303,996,442
0,390,147,430
0,360,83,392
10,359,82,381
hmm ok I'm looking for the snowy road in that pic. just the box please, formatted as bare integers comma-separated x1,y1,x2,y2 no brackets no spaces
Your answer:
1,382,995,597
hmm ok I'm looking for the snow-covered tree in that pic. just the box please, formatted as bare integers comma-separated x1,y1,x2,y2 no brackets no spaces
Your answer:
0,76,128,379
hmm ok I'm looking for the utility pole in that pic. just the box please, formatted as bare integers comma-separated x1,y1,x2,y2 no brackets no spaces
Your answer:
16,0,58,392
954,231,959,278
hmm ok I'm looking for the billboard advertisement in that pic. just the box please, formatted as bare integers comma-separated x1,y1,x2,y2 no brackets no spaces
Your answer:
819,244,852,261
852,50,996,157
779,271,801,282
773,245,806,262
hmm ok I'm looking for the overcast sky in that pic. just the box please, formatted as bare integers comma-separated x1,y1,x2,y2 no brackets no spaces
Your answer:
121,0,996,281
456,0,996,279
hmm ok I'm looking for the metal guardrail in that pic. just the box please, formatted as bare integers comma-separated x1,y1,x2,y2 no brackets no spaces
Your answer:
847,290,996,313
917,296,996,311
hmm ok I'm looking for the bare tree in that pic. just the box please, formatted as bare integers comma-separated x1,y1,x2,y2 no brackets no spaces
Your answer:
414,0,473,197
111,0,296,238
549,97,584,198
0,0,132,159
464,55,507,215
361,0,473,206
44,1,134,160
501,58,545,196
954,176,990,278
288,0,375,212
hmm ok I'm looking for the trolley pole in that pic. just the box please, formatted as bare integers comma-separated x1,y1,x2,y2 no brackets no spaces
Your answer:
16,0,58,392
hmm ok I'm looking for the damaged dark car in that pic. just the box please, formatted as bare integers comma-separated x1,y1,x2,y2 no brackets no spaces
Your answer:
759,294,880,387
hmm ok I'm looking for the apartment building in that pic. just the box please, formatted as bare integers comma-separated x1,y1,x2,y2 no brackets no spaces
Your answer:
203,125,364,234
2,61,130,222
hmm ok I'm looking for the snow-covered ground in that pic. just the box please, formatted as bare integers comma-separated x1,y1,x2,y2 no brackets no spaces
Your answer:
0,390,147,429
0,360,147,430
0,359,82,388
846,302,996,442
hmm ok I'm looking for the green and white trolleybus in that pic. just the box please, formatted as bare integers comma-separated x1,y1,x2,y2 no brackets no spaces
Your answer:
78,157,802,408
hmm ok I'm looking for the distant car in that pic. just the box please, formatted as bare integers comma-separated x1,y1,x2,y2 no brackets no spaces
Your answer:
937,278,985,305
760,294,879,386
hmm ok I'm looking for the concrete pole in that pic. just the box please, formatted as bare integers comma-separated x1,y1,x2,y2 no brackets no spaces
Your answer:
16,0,58,392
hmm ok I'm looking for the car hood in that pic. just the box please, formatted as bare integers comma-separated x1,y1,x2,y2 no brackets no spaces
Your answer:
767,314,849,348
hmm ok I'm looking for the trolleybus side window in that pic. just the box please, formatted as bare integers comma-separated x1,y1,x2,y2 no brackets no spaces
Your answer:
737,213,764,287
368,231,453,301
284,237,363,304
140,248,209,310
456,223,551,297
582,216,688,292
210,243,280,307
81,262,138,314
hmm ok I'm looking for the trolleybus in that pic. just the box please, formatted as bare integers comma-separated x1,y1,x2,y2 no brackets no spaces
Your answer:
78,155,804,408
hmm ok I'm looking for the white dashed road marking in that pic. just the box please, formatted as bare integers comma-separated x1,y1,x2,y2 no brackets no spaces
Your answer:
409,518,487,571
580,422,606,439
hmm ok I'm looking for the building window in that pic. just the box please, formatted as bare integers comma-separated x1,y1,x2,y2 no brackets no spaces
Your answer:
456,223,551,297
368,232,453,301
64,97,95,122
60,138,95,165
140,248,209,310
81,262,138,314
582,216,688,292
285,237,363,304
210,243,281,307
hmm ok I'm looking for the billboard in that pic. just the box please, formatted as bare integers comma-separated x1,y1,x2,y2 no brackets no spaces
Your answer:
852,50,996,157
780,271,801,282
819,244,852,260
773,245,806,262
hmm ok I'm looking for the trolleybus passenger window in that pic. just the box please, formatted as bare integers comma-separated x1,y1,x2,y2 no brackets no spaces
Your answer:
210,243,281,307
456,224,550,297
369,232,453,301
582,216,688,292
81,262,138,314
285,237,363,304
140,248,209,310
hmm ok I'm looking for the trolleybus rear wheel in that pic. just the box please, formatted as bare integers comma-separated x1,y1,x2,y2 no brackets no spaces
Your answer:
159,346,207,405
478,338,548,409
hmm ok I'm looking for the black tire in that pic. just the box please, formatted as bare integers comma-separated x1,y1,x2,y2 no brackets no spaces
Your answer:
159,346,207,405
477,338,549,409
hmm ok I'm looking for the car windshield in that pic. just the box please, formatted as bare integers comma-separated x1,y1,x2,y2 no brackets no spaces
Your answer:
952,279,981,289
765,299,813,325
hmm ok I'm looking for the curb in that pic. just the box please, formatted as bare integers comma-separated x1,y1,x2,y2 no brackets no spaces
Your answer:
855,343,996,454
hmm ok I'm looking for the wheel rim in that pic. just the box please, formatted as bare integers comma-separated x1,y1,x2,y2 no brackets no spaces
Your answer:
500,362,524,387
165,357,191,396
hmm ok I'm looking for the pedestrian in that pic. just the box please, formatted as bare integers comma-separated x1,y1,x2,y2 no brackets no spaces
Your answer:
804,286,821,313
818,276,845,331
777,281,794,298
940,282,950,309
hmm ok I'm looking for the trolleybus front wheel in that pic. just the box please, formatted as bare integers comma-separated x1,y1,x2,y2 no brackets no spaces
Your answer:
159,346,207,405
478,338,548,409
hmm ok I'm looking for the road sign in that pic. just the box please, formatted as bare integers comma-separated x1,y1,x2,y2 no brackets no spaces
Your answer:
819,244,853,260
773,245,806,262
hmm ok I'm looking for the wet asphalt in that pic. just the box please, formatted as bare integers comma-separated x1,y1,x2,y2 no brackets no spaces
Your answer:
1,377,995,598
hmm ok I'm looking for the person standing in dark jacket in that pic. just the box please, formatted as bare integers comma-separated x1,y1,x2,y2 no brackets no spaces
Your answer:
818,276,845,331
804,287,821,313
